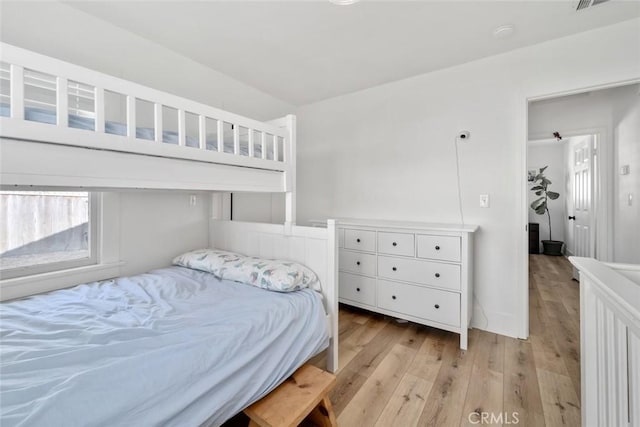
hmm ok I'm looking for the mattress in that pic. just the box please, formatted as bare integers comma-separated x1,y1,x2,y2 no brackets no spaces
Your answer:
0,104,269,158
0,266,329,427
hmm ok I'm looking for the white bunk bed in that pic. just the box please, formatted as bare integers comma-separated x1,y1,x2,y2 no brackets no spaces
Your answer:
0,43,338,425
0,42,296,218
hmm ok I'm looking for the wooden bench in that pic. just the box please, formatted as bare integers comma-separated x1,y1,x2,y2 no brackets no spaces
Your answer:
244,364,337,427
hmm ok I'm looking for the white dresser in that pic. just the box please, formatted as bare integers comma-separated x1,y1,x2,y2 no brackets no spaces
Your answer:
335,218,477,350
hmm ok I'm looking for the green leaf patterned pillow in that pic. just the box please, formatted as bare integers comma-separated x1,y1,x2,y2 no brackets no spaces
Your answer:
172,249,244,275
172,249,320,293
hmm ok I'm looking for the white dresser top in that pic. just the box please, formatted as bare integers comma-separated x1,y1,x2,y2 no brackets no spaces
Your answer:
309,218,478,233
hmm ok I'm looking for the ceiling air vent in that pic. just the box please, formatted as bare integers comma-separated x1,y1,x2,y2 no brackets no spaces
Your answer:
576,0,610,11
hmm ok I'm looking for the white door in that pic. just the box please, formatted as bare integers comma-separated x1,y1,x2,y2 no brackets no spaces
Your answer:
568,136,595,258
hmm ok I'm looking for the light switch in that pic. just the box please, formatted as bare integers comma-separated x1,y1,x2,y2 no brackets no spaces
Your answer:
480,194,490,208
621,165,630,175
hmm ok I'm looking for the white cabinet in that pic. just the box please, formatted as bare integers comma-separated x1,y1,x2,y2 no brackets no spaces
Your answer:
336,218,477,350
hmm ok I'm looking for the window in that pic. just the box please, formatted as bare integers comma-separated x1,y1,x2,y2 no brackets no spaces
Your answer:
0,191,98,279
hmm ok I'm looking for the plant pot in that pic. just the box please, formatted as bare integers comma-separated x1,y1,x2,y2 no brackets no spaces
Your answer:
542,240,564,256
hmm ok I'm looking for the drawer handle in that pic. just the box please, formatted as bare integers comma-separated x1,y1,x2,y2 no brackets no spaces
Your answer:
435,245,441,251
435,273,440,278
357,238,361,243
392,295,397,300
356,287,361,292
356,261,361,266
392,242,397,246
434,304,440,309
392,267,397,271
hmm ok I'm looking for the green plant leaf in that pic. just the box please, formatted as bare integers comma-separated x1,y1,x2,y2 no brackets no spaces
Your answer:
535,205,547,215
531,198,545,210
535,191,542,196
539,166,548,173
531,185,543,191
541,178,552,186
547,191,560,200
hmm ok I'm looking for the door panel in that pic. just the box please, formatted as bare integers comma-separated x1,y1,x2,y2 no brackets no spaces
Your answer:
569,136,594,258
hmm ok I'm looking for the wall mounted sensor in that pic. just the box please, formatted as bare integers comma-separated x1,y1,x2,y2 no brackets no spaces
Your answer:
457,131,471,142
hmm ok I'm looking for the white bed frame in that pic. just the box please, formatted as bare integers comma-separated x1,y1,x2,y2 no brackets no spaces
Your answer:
0,42,295,224
0,43,338,372
210,219,339,373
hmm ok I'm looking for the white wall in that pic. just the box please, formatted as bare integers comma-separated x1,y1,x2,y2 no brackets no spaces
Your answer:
527,143,566,247
118,192,210,276
295,19,640,338
231,193,285,224
613,88,640,263
529,84,640,262
0,1,292,274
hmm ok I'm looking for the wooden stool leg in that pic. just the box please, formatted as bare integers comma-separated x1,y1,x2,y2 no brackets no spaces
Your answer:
307,396,337,427
248,420,261,427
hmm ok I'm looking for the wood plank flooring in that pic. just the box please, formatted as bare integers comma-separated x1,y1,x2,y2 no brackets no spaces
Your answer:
224,255,580,426
312,255,580,426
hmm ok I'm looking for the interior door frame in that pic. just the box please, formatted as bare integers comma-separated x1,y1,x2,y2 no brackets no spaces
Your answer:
527,132,603,259
520,78,640,339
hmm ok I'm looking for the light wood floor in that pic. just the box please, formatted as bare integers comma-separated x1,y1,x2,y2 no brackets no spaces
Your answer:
308,254,581,427
224,255,580,427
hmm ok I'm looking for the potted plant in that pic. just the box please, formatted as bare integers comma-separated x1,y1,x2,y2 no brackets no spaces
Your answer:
530,166,564,256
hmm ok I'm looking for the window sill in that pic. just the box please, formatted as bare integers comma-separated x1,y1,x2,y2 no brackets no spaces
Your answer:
0,261,124,302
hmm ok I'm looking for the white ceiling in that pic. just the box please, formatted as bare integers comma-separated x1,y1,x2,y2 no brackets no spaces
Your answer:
66,1,640,106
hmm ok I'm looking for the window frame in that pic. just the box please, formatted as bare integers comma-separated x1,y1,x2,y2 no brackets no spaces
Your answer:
0,192,99,280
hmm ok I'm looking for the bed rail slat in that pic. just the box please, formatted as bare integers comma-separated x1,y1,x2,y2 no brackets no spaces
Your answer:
178,109,186,147
233,123,240,155
198,115,206,150
261,132,267,160
56,77,68,128
248,128,254,157
95,87,105,133
274,135,279,162
154,103,162,143
9,64,24,120
217,120,224,153
126,95,136,138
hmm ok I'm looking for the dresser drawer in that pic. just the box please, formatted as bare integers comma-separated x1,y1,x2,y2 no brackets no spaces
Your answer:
344,229,376,252
338,228,345,248
339,250,376,276
416,234,461,262
377,232,414,257
377,280,460,327
378,256,461,290
339,272,376,306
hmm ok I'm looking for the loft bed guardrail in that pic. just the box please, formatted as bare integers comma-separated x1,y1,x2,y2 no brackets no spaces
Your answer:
0,43,293,174
570,257,639,426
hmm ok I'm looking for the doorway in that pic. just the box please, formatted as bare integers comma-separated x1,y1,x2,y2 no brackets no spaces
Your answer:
525,81,640,329
527,82,640,262
527,133,598,258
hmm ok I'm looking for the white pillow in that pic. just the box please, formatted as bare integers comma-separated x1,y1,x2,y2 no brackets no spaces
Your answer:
172,249,320,293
